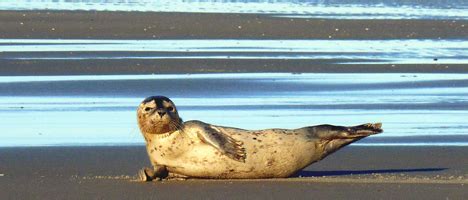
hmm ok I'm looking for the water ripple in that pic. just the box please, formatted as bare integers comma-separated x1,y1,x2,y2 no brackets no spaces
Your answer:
0,73,467,146
1,39,467,65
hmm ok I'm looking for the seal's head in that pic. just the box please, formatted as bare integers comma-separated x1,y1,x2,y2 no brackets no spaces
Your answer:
137,96,182,135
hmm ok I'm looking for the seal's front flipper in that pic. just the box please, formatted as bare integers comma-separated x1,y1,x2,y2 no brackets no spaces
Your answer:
138,165,168,181
193,123,246,162
138,167,156,181
166,172,189,180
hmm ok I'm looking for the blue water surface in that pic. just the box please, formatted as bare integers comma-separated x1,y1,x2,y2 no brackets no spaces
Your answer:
1,73,467,147
1,39,467,65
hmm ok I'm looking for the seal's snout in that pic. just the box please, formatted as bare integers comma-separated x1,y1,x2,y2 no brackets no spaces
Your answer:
157,110,166,117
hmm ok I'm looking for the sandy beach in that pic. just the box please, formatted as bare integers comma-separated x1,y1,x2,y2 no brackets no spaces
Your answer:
0,146,466,199
1,11,466,40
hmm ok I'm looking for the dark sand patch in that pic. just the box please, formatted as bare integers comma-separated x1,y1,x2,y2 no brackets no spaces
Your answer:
0,11,467,40
0,59,467,75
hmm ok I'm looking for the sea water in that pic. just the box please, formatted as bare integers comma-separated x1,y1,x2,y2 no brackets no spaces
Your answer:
0,73,467,146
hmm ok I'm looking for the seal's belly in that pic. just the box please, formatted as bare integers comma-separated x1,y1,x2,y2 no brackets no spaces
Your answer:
160,134,323,178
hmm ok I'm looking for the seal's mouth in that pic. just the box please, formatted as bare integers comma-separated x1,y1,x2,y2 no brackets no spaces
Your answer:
147,117,182,134
151,117,174,126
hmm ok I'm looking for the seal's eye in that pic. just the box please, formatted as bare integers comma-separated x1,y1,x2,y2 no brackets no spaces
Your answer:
144,107,153,112
167,106,174,112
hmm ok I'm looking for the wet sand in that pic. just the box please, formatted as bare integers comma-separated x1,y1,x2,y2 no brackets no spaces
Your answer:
1,11,467,40
0,146,466,199
1,59,467,75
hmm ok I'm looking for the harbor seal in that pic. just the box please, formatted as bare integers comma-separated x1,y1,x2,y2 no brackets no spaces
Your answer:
137,96,383,180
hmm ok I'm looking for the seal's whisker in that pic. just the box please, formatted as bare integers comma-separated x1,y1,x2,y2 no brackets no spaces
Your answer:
126,126,141,142
170,121,185,133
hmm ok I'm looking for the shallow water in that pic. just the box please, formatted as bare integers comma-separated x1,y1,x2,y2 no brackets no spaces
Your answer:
0,73,467,147
0,0,467,19
1,39,467,65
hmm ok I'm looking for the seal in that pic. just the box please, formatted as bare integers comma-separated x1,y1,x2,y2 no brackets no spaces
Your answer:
137,96,383,180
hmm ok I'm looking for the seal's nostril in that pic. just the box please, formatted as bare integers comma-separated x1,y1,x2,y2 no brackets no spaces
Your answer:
158,111,166,117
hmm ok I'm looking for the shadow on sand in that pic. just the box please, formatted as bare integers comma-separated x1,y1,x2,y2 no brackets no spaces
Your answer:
295,168,447,177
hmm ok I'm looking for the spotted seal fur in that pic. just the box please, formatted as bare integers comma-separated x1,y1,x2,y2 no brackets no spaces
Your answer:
137,96,383,180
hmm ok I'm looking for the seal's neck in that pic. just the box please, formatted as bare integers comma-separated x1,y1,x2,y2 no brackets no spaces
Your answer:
153,130,177,139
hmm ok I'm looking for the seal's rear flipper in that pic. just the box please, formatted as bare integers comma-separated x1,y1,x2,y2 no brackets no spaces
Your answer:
309,123,383,140
349,123,383,137
306,123,383,159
